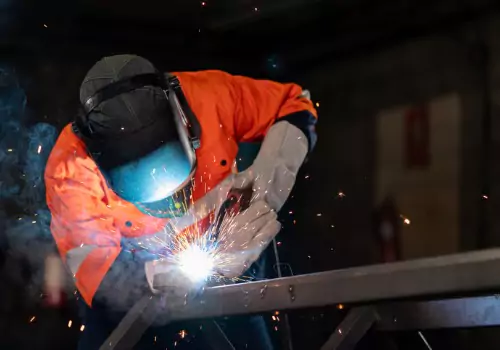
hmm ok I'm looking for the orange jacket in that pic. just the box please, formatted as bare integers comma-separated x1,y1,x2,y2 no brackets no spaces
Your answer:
45,70,317,306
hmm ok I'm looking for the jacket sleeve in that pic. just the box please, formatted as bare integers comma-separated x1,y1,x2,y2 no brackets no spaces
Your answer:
45,153,147,307
228,73,318,150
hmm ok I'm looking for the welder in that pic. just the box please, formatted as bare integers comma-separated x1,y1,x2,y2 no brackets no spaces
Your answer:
44,55,317,349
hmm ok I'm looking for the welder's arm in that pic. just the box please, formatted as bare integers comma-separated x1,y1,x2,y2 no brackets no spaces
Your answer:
214,75,318,278
229,74,318,211
46,169,151,308
233,121,310,211
215,124,311,278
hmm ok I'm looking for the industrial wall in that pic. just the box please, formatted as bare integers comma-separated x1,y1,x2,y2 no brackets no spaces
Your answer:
293,16,500,268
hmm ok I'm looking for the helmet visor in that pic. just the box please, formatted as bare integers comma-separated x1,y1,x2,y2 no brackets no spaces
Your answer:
104,140,196,217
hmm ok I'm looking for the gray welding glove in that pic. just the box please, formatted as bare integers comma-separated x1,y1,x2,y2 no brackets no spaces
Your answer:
233,121,309,212
216,121,308,278
214,200,281,278
145,259,198,296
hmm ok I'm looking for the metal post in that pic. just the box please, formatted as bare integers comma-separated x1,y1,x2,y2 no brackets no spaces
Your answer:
100,296,236,350
272,238,294,350
320,307,377,350
99,295,160,350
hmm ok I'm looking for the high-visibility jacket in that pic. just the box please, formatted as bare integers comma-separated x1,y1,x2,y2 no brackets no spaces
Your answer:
45,70,317,306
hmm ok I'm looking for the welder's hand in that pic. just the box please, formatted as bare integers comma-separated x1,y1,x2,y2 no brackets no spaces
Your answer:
232,122,309,212
215,200,281,278
145,259,196,296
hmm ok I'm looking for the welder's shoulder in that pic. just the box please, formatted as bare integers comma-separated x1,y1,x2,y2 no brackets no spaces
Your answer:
174,70,239,115
44,124,95,182
174,70,233,86
174,70,233,95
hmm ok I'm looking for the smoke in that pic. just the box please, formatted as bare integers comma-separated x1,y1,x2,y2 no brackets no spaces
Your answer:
0,66,61,304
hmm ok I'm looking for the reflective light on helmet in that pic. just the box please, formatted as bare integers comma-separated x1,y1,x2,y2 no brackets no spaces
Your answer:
106,141,194,204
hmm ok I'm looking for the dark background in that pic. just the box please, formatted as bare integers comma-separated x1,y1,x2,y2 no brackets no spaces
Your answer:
2,0,500,348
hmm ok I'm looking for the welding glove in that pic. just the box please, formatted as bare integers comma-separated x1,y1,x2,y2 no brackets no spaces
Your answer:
214,200,281,278
232,121,309,212
216,121,309,278
145,259,197,296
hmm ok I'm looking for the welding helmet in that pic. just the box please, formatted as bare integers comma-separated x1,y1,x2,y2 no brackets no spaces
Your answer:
73,55,201,218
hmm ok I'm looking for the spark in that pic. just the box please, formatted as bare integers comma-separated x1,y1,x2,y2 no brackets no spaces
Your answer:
274,326,278,331
316,213,322,217
68,320,72,328
80,325,85,332
179,330,187,339
338,328,342,334
272,316,276,321
7,148,13,152
274,311,280,315
43,24,48,28
177,245,214,282
29,316,36,323
337,304,344,310
128,189,254,284
483,195,489,200
337,191,345,198
315,102,320,107
37,145,42,154
399,214,411,225
305,175,310,179
254,7,258,11
201,1,206,6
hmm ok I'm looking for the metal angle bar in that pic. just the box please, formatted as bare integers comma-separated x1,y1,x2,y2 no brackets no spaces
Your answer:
100,295,160,350
272,238,294,350
376,295,500,331
200,320,236,350
320,307,377,350
152,248,500,321
418,331,433,350
101,296,236,350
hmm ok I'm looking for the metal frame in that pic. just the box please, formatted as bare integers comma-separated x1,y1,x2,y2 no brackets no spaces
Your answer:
101,248,500,349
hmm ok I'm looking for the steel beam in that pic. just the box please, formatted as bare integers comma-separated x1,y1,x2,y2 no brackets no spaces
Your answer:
376,296,500,331
104,248,500,349
153,249,500,321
